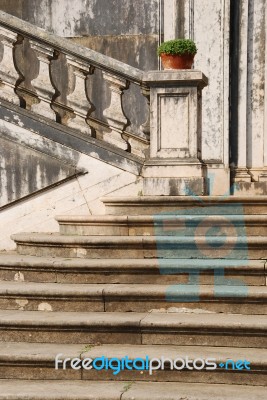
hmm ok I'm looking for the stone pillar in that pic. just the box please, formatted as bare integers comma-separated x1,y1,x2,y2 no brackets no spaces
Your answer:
142,70,208,196
233,0,251,183
0,27,20,105
248,0,266,182
162,0,231,195
103,72,129,150
65,56,94,135
163,0,185,40
231,0,266,194
29,41,56,120
263,2,267,181
139,86,150,140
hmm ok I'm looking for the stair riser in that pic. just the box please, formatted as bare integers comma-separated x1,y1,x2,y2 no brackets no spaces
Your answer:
104,204,267,216
59,224,267,237
15,244,267,259
104,301,267,315
1,380,266,400
0,365,265,386
0,329,265,348
0,298,104,313
0,268,264,286
142,333,267,349
0,297,265,315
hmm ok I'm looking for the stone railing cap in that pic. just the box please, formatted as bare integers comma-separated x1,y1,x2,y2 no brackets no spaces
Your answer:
143,70,208,87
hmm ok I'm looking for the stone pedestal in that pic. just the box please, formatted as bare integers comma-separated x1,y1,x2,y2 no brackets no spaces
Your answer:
142,70,208,196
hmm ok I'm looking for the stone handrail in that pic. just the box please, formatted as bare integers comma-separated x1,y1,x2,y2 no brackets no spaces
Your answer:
0,11,149,158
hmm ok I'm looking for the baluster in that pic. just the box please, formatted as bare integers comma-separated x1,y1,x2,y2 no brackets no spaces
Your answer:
140,85,150,140
65,56,94,135
0,27,20,104
103,72,129,150
29,41,56,119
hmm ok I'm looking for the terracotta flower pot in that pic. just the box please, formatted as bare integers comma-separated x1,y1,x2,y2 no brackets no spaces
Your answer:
161,53,195,70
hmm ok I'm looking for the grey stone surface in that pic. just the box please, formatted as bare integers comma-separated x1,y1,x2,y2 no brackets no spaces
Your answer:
122,381,267,400
0,308,265,347
0,379,125,399
0,101,143,187
0,280,265,314
102,195,267,215
11,231,267,259
0,128,82,207
56,214,267,237
0,342,266,385
0,254,264,286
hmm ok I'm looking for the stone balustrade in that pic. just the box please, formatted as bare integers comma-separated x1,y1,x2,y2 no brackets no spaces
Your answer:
0,10,209,196
0,10,150,158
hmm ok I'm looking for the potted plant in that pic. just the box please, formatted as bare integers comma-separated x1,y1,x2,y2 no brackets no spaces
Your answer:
157,38,197,70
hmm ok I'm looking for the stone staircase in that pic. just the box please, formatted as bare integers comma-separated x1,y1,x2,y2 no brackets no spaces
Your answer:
0,196,266,399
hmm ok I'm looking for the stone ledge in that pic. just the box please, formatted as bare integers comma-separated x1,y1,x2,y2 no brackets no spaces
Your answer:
143,70,208,88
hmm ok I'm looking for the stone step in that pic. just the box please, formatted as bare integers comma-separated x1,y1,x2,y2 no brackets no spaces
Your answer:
11,233,267,259
0,342,266,385
0,380,265,399
0,254,264,285
102,195,267,215
0,310,265,348
0,281,265,314
56,214,267,236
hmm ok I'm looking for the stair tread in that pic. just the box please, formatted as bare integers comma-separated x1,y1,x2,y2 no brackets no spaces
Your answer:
0,380,265,399
0,342,266,364
56,214,267,222
0,254,264,270
0,309,266,329
0,281,266,298
12,232,267,242
102,195,267,203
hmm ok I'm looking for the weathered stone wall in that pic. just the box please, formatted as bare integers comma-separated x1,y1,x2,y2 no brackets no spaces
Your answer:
0,0,160,70
0,102,142,251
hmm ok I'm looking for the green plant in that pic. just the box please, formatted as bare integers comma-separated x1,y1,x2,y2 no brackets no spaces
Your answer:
157,39,197,56
80,344,95,355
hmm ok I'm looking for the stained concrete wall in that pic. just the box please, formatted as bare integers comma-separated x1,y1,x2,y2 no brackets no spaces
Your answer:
0,0,159,69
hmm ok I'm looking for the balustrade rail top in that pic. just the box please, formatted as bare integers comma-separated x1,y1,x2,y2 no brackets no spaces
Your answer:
0,11,143,84
143,70,208,87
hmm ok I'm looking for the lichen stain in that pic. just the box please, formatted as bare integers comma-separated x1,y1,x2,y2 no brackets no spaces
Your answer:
15,298,29,310
76,248,87,258
38,302,53,311
14,272,25,281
